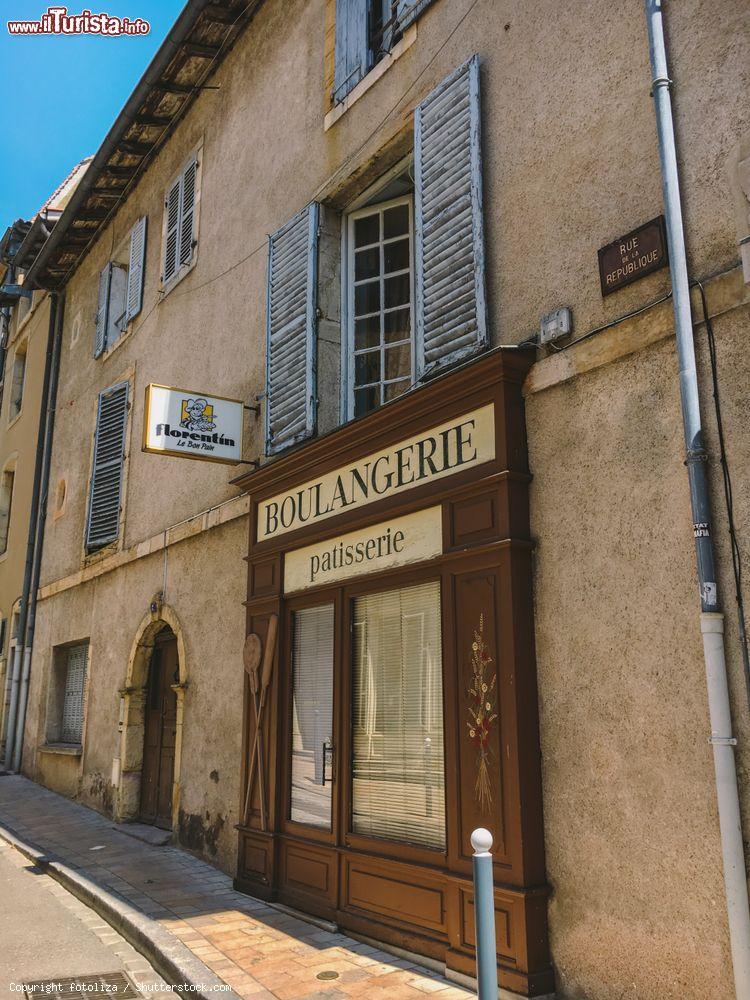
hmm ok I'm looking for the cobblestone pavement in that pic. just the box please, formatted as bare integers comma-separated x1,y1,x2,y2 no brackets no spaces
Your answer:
0,776,474,1000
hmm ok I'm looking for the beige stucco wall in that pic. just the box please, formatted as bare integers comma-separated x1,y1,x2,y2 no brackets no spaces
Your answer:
19,0,750,996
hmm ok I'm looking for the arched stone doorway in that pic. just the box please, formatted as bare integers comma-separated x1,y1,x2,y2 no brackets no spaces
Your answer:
114,599,187,829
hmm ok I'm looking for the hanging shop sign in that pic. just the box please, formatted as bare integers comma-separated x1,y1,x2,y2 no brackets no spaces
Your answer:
258,403,496,542
143,383,243,465
598,215,668,295
284,506,443,593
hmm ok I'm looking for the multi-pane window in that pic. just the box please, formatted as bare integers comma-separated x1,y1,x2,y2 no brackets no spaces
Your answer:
9,343,26,421
348,196,414,418
93,217,147,359
61,644,88,744
351,580,445,850
290,605,335,829
0,463,15,555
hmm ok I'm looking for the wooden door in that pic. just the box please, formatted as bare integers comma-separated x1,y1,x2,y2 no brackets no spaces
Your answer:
139,631,178,829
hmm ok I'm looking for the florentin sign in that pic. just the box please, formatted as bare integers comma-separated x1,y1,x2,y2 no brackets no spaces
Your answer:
598,215,668,295
257,403,496,543
143,383,243,464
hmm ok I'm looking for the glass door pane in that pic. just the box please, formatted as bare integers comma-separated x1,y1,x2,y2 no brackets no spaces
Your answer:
351,580,445,850
290,604,335,829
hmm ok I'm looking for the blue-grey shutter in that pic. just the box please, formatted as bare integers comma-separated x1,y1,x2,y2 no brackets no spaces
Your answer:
61,644,88,744
125,216,147,323
86,381,129,550
333,0,369,104
265,203,319,455
163,178,181,284
414,55,487,379
396,0,436,33
179,159,197,267
93,264,112,358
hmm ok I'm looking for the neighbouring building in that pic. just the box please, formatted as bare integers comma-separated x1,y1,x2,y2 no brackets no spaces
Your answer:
11,1,750,997
0,158,90,761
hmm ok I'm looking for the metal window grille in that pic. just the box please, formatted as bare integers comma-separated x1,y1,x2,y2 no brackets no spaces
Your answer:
61,644,88,744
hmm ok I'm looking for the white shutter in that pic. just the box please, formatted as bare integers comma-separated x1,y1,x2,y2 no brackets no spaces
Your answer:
93,263,112,358
61,644,88,744
178,159,197,267
414,55,487,379
265,203,319,455
333,0,369,103
86,381,129,551
125,216,147,323
163,177,181,284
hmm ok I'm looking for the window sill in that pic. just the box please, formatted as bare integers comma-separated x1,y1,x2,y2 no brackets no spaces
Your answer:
38,742,83,757
7,409,23,430
324,23,417,132
159,254,197,301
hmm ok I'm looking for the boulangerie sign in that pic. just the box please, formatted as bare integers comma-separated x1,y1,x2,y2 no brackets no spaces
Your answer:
143,383,243,464
257,403,496,542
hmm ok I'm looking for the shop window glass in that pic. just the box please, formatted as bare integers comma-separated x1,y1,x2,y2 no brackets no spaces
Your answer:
351,579,445,850
290,604,335,829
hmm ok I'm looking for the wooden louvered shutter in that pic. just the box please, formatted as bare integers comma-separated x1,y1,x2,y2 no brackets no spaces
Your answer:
86,381,129,551
414,55,487,379
61,644,88,744
265,203,319,455
93,263,112,358
333,0,369,104
396,0,436,33
179,159,197,267
125,216,147,323
163,178,181,284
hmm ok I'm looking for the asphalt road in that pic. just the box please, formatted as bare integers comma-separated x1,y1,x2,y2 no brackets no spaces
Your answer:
0,840,152,1000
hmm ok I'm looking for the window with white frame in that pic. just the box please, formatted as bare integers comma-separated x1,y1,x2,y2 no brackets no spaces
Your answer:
93,217,147,359
347,195,414,418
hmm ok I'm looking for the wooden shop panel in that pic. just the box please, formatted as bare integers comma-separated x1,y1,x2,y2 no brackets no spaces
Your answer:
453,568,509,864
343,855,447,934
447,490,500,549
280,840,337,906
238,830,273,887
251,556,281,598
458,884,516,962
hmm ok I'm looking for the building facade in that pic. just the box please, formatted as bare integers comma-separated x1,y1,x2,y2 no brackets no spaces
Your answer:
14,0,750,997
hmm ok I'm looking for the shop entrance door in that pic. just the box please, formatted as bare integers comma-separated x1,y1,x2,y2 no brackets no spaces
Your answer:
139,630,178,829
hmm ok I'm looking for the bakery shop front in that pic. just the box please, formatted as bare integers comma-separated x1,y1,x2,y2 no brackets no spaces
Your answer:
234,349,554,997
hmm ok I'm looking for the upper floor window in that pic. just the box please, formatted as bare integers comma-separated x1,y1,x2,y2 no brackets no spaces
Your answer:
347,195,414,417
93,216,147,359
333,0,436,105
85,381,129,552
9,342,27,421
161,154,200,291
0,461,16,555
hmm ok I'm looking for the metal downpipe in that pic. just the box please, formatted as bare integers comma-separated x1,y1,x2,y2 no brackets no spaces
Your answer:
644,2,750,994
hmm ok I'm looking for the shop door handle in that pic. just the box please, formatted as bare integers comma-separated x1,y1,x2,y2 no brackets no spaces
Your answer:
322,741,334,786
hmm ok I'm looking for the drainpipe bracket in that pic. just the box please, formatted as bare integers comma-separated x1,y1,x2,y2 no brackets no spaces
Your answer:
650,75,673,96
709,735,738,747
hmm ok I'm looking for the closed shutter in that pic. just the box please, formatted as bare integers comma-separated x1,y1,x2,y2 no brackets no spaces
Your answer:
86,381,129,551
414,55,487,379
93,263,112,358
61,644,88,744
125,216,147,323
265,203,319,455
333,0,369,104
163,177,181,284
179,159,197,267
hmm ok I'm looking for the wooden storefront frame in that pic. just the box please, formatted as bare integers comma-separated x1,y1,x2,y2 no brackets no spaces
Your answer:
233,349,554,997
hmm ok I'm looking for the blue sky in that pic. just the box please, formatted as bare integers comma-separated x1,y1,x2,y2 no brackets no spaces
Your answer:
1,0,187,224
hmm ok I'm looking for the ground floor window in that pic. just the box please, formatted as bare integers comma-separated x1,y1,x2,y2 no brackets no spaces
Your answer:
51,643,89,745
351,579,445,850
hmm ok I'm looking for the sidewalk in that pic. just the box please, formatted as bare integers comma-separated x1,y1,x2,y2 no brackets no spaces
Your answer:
0,776,474,1000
